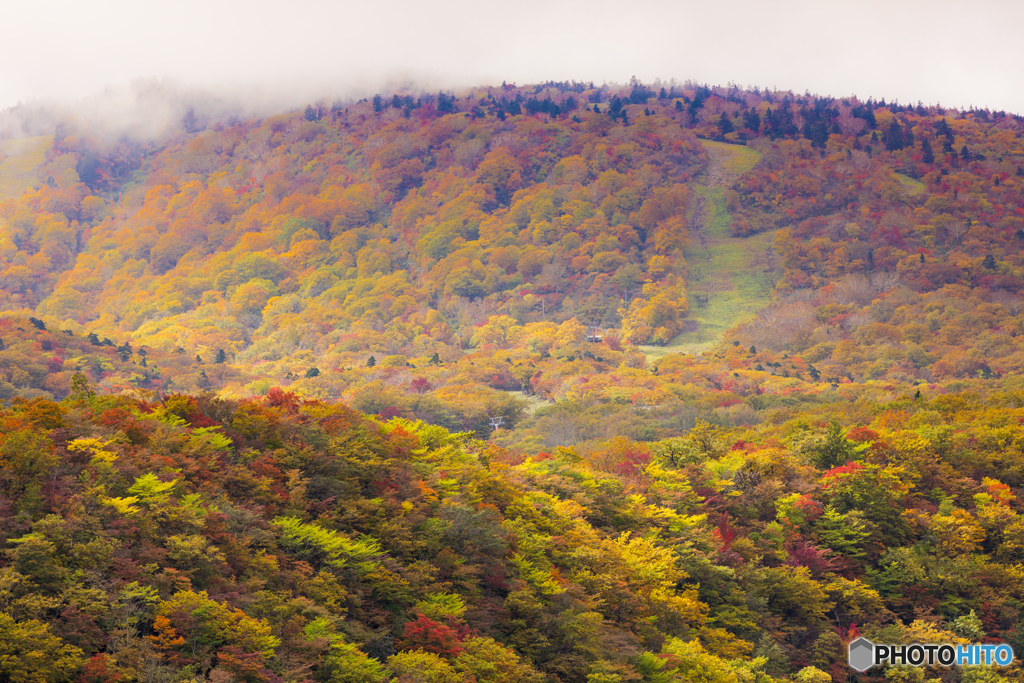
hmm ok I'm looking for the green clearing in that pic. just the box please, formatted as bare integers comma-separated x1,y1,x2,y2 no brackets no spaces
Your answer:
894,172,926,196
502,390,549,416
698,139,761,176
0,136,49,202
639,140,777,359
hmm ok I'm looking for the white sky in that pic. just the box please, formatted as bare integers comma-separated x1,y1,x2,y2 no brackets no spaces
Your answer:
2,0,1023,115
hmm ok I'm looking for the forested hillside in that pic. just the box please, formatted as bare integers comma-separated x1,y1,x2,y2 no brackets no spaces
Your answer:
3,380,1024,683
2,81,1024,425
3,79,1024,682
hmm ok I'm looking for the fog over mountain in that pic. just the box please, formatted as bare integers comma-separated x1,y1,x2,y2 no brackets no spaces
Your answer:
3,0,1024,126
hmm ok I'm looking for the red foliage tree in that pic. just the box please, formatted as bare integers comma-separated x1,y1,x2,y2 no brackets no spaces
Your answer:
398,615,466,657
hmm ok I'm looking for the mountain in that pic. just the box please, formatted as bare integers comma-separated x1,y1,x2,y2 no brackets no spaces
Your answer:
3,80,1024,444
2,80,1024,683
2,81,1022,442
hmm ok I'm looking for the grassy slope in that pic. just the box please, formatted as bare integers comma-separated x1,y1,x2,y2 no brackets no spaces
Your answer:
641,140,777,359
503,389,550,415
894,172,926,195
0,136,50,202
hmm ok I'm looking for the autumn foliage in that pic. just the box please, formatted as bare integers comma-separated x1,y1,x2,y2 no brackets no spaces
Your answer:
2,79,1024,681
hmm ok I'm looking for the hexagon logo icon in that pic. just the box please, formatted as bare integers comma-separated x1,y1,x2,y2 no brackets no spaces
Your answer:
848,637,875,672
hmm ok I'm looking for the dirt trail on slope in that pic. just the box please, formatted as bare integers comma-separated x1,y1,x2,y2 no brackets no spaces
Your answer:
640,140,778,359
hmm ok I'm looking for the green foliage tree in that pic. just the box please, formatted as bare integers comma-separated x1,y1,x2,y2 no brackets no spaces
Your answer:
451,637,545,683
272,516,382,574
718,113,734,137
815,506,871,561
922,137,934,163
814,421,862,469
0,612,83,683
387,650,463,683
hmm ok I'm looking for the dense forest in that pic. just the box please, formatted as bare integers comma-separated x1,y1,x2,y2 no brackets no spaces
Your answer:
3,380,1024,683
2,78,1024,682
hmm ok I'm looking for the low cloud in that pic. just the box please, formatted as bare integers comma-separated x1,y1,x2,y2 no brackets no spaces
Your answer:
0,71,467,142
2,0,1022,139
